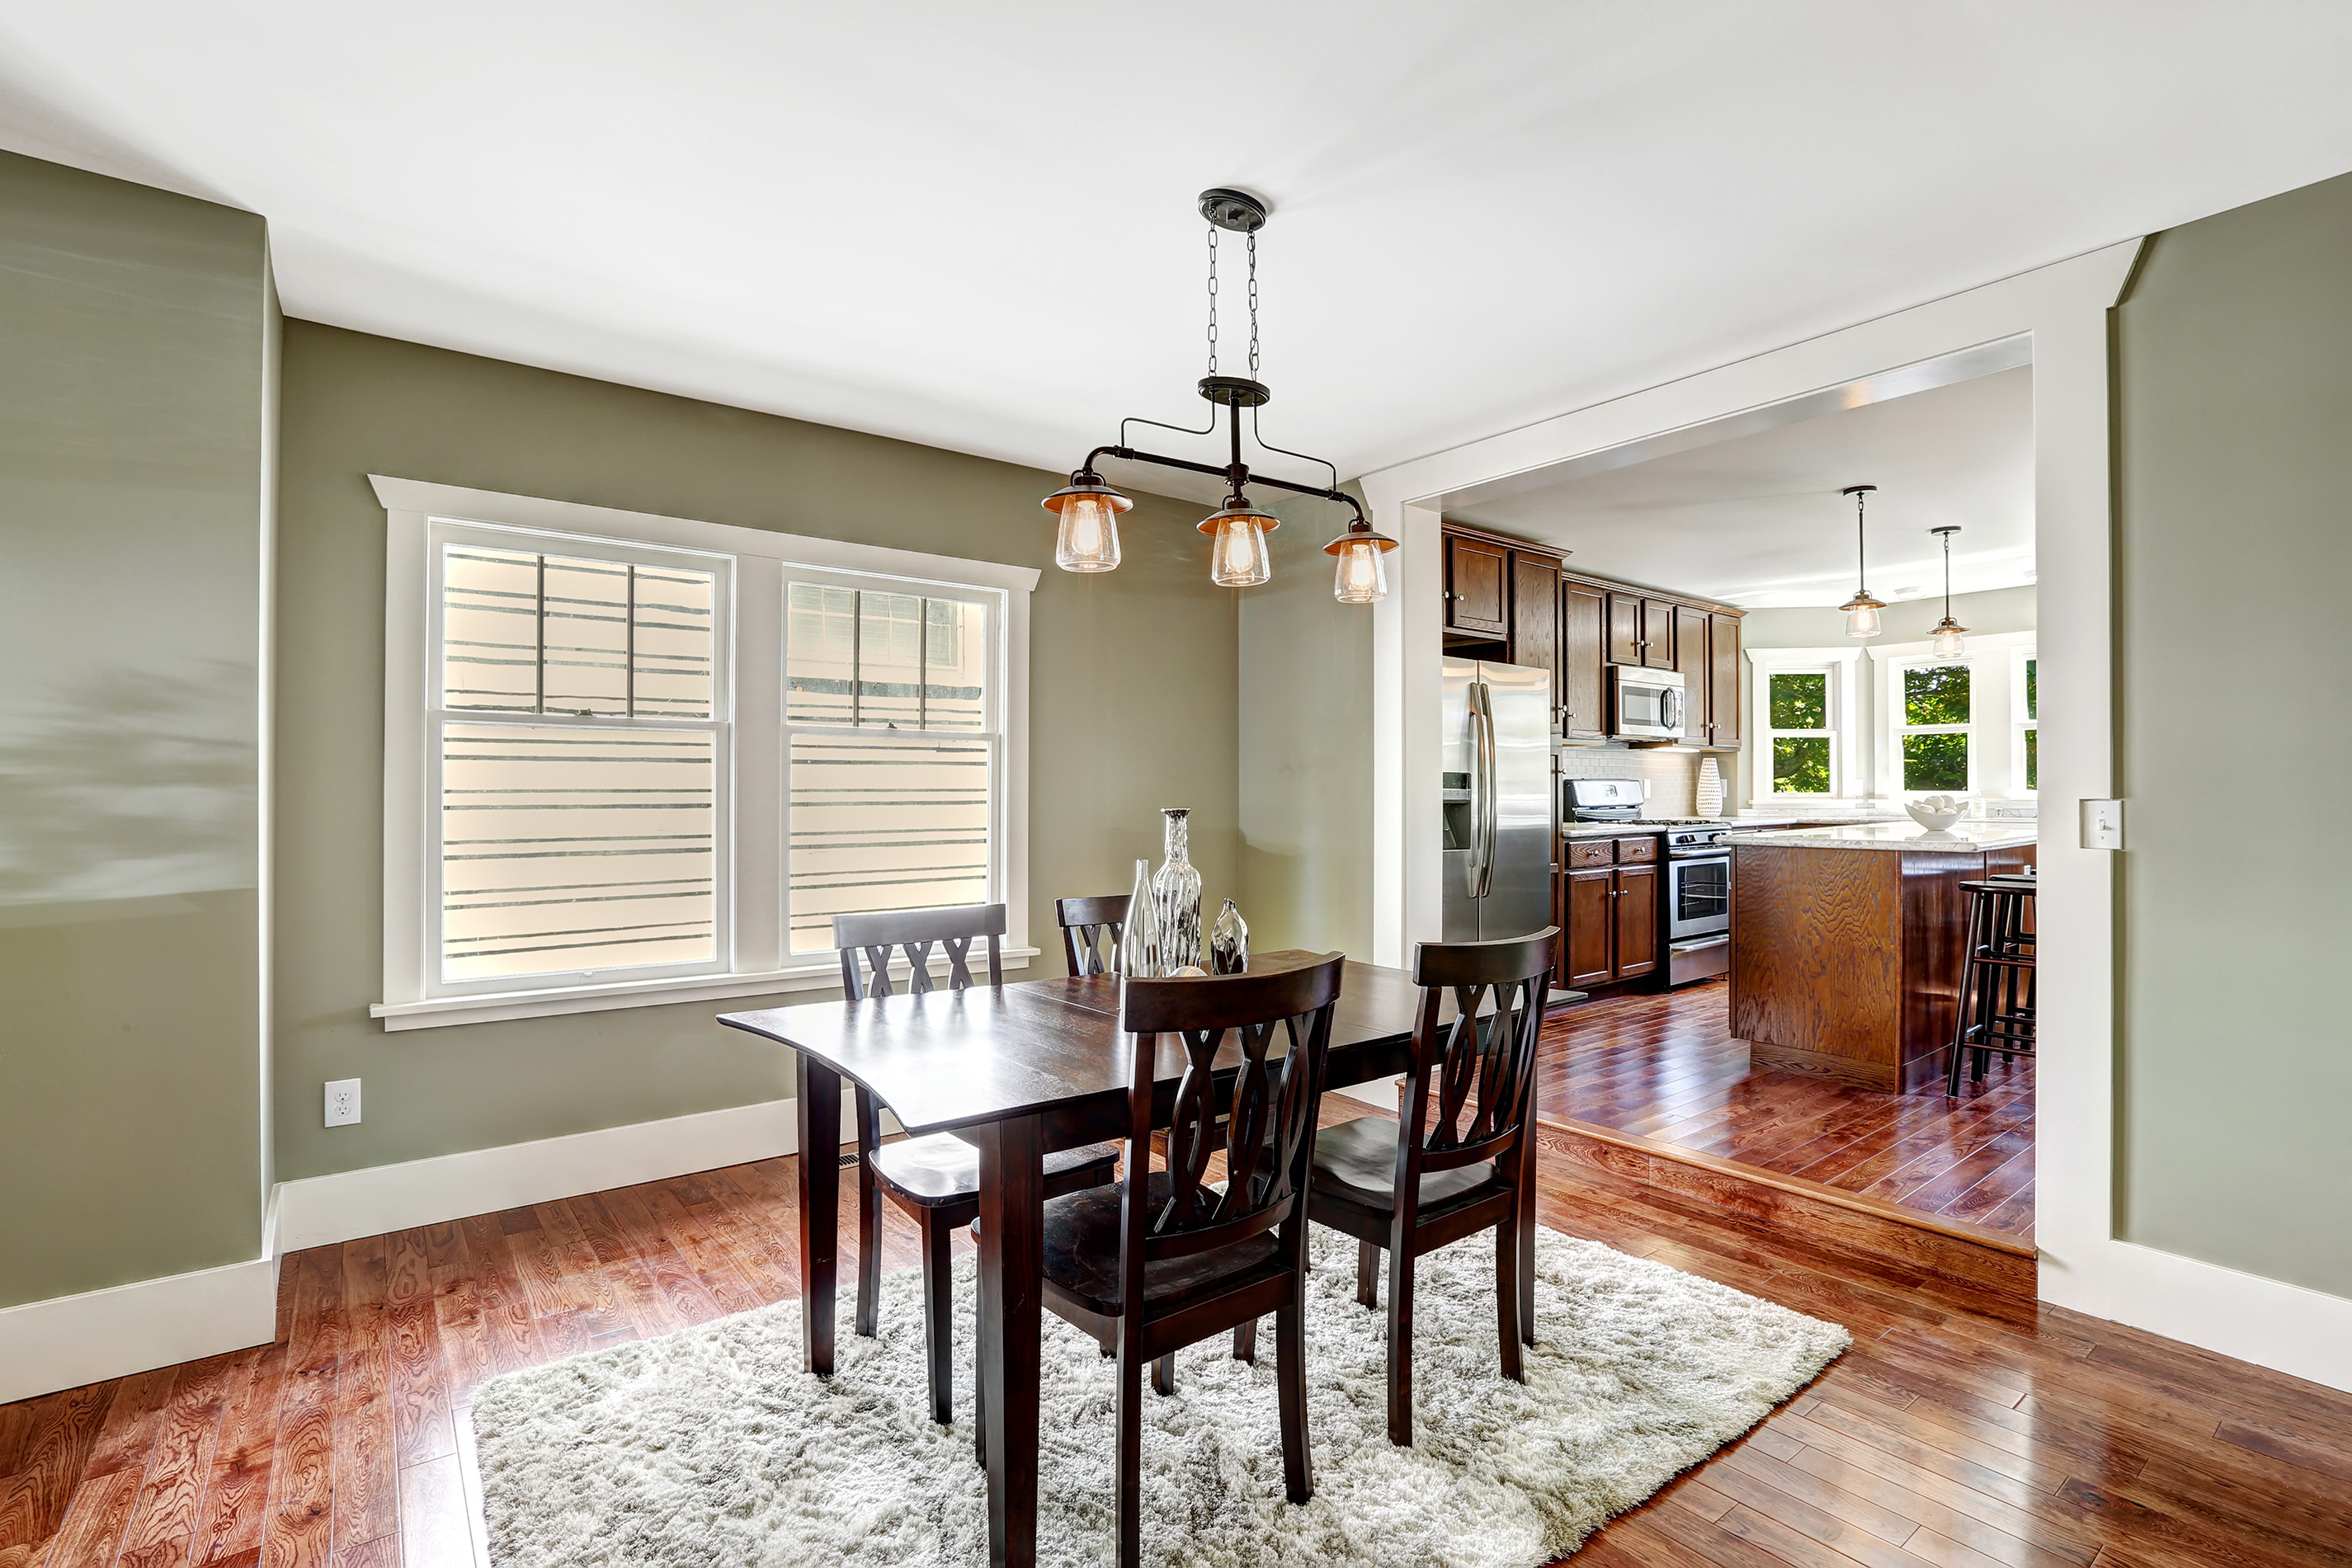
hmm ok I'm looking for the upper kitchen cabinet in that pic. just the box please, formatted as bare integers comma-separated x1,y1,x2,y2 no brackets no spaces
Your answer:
1707,611,1742,751
1511,551,1561,728
1442,533,1511,638
1606,593,1679,669
1560,579,1608,742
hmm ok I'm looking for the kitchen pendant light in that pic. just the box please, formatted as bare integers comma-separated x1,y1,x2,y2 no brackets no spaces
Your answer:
1930,525,1968,656
1042,187,1393,597
1838,484,1886,639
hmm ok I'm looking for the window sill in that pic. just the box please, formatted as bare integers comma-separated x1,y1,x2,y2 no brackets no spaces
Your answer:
372,948,1041,1032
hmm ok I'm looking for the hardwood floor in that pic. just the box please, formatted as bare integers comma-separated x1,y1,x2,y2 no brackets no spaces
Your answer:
1539,981,2037,1241
10,1132,2348,1568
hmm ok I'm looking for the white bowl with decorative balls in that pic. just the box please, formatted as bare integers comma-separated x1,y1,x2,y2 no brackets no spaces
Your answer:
1904,795,1967,832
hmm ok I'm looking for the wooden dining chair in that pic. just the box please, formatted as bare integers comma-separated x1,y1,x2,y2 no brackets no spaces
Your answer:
1307,928,1555,1447
1031,954,1346,1568
1054,892,1129,977
833,903,1119,1444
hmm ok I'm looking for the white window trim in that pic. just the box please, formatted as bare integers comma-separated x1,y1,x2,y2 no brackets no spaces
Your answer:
1745,646,1864,805
1867,630,2037,801
370,475,1039,1031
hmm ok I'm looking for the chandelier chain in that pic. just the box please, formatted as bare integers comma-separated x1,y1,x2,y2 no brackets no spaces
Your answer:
1247,231,1260,377
1205,224,1218,374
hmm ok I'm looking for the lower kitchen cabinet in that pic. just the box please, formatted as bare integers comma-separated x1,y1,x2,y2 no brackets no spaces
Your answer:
1559,836,1661,989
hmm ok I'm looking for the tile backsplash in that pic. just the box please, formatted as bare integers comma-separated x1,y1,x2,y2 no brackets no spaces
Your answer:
1558,746,1701,819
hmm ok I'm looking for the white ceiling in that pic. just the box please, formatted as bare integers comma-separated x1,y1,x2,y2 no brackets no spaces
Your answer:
2,4,2349,491
1453,365,2034,607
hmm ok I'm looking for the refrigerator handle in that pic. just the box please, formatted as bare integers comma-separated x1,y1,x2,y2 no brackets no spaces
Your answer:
1473,681,1499,898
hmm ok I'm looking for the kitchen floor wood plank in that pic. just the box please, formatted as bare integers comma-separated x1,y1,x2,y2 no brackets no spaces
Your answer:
448,1217,543,1377
1713,1497,1941,1568
327,1238,395,1556
384,1299,454,1469
0,1383,116,1554
80,1369,178,1484
381,1231,434,1312
394,1456,473,1568
1717,1443,1930,1546
185,1344,286,1568
37,1463,139,1568
115,1351,246,1568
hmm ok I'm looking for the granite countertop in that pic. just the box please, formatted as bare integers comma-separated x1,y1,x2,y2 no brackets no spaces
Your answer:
1728,820,2039,853
1562,815,1881,840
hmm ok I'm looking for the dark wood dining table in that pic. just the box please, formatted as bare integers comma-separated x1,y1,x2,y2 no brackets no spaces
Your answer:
717,952,1558,1568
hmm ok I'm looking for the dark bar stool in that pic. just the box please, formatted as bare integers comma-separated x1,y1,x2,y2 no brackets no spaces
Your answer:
1946,873,2037,1096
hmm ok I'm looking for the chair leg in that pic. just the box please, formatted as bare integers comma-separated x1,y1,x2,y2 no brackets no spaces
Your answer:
1152,1354,1177,1397
1495,1216,1524,1382
1355,1238,1379,1307
1275,1300,1313,1504
1385,1234,1415,1447
854,1091,883,1338
1233,1318,1257,1363
973,1335,987,1469
1115,1338,1144,1568
919,1213,954,1426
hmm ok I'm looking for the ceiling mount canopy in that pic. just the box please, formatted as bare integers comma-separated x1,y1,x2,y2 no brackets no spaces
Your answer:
1041,187,1393,601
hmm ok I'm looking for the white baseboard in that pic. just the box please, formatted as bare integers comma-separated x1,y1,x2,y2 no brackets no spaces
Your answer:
2040,1237,2352,1395
272,1096,805,1255
0,1256,276,1406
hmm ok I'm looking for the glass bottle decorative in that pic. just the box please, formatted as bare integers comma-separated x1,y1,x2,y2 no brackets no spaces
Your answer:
1209,898,1249,975
1119,857,1158,977
1152,808,1204,973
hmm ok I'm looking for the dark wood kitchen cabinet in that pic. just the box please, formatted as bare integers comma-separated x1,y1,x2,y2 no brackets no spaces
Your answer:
1511,551,1561,730
1443,534,1510,638
1708,610,1742,751
1675,604,1712,737
1607,594,1678,669
1559,580,1607,742
1560,834,1660,988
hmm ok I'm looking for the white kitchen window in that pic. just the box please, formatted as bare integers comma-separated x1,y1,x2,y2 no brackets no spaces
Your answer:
1867,632,2037,801
2015,651,2039,795
1745,647,1863,803
372,478,1036,1030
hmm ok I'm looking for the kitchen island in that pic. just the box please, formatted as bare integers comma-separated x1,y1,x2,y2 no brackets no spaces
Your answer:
1729,821,2036,1093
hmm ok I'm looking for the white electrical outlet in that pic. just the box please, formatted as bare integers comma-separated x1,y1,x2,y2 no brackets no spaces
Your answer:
324,1078,362,1128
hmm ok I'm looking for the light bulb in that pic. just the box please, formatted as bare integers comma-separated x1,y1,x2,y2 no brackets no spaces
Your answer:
1332,536,1388,603
1932,621,1968,657
1053,494,1120,572
1844,602,1882,639
1210,515,1270,586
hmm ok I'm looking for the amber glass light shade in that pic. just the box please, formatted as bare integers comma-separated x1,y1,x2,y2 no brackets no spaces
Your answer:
1840,591,1885,640
1042,481,1131,573
1322,524,1399,604
1199,499,1278,587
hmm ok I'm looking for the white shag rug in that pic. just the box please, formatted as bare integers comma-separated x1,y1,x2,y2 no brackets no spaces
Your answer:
470,1227,1846,1567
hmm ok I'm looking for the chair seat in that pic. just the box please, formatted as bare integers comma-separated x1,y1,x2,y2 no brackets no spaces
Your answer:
870,1132,1119,1208
1309,1116,1500,1216
1039,1171,1282,1315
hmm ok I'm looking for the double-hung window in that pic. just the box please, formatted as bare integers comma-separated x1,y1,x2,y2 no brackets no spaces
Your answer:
1745,647,1862,803
375,478,1035,1029
2015,652,2038,794
1866,633,2038,801
1891,660,1974,795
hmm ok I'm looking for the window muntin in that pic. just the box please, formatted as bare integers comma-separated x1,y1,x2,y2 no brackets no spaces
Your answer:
2017,655,2039,794
782,577,1001,954
426,526,733,996
1765,669,1836,794
1897,662,1973,793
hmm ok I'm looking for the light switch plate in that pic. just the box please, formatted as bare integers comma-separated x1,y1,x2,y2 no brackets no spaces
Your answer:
324,1078,362,1127
2080,798,2124,850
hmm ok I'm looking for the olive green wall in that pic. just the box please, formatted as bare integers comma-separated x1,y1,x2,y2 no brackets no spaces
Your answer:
0,151,273,1307
274,322,1239,1182
2114,171,2352,1299
1236,493,1374,958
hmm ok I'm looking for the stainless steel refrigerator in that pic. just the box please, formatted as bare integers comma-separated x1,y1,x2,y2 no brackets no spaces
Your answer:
1440,659,1555,942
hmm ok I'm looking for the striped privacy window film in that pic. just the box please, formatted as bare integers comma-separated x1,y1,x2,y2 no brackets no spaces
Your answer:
784,582,992,954
443,546,714,718
785,584,985,730
440,723,717,981
786,732,991,953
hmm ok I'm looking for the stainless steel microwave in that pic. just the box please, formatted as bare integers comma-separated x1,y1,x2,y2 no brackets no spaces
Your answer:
1609,664,1686,741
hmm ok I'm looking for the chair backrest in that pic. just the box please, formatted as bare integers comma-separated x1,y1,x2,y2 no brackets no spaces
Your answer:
1118,954,1346,1269
1400,929,1557,1179
833,903,1006,999
1055,892,1130,977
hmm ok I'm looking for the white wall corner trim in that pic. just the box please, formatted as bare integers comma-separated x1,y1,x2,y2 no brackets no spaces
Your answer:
2040,1239,2352,1394
0,1257,276,1407
271,1095,803,1254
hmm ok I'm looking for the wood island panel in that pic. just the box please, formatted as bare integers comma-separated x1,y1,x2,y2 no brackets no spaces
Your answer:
1731,840,2035,1093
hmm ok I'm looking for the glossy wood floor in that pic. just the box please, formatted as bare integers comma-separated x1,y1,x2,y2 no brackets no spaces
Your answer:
11,1125,2348,1568
1538,982,2036,1241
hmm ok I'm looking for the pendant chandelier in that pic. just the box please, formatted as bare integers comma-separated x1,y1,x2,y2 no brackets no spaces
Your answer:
1042,187,1396,601
1930,525,1968,656
1838,484,1884,639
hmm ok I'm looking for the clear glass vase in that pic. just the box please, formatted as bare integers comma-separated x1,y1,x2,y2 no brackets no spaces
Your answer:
1152,808,1204,972
1209,897,1249,975
1119,857,1159,977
